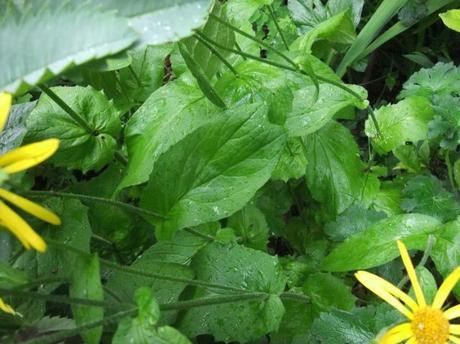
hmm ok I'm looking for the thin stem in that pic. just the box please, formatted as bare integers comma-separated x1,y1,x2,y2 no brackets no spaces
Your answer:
128,65,142,87
235,41,247,60
23,308,138,344
446,151,458,194
193,33,239,77
367,106,382,138
114,150,128,166
46,239,247,293
397,235,436,289
0,288,125,309
24,190,165,219
161,293,267,311
39,85,96,136
266,5,290,51
183,227,214,241
280,291,310,304
15,276,68,290
208,13,298,69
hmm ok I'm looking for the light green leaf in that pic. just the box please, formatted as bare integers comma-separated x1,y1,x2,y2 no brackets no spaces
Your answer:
365,96,434,154
286,83,368,136
304,121,378,216
226,0,273,26
323,214,441,272
140,103,286,239
69,255,103,344
440,9,460,32
97,0,214,46
26,86,121,172
178,243,286,342
120,74,218,190
0,2,137,94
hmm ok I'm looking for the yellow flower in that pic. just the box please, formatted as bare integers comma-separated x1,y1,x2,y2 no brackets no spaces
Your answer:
355,240,460,344
0,297,16,315
0,92,60,252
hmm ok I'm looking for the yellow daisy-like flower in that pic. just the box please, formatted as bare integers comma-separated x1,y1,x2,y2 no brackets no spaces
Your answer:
355,240,460,344
0,92,60,252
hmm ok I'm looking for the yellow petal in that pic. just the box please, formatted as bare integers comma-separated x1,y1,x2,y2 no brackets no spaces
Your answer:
450,335,460,344
0,201,46,252
378,323,413,344
0,139,59,174
0,297,15,315
451,324,460,335
406,337,416,344
0,92,12,132
445,304,460,320
355,271,416,318
0,188,60,225
397,240,426,307
432,267,460,309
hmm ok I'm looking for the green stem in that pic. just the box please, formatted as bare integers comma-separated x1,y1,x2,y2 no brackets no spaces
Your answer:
46,239,247,293
446,151,458,194
0,288,125,309
24,190,165,219
266,5,290,51
193,33,239,77
114,150,128,166
397,235,436,289
161,293,267,311
208,13,298,69
23,308,138,344
39,85,96,136
183,227,214,241
15,276,68,290
280,291,310,303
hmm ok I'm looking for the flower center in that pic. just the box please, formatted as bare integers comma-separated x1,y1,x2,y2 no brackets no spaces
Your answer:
411,307,450,344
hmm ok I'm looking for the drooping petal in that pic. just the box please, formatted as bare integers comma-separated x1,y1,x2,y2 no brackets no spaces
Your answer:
0,139,59,174
355,271,416,318
0,297,15,315
0,201,46,252
451,324,460,335
450,335,460,344
397,240,426,307
378,323,413,344
432,267,460,309
0,92,12,132
445,304,460,320
0,188,60,225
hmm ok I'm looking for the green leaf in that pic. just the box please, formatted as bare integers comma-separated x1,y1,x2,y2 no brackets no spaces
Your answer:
140,103,286,239
69,255,103,344
430,218,460,296
0,101,35,155
225,0,273,26
26,86,121,172
428,95,460,150
179,43,226,108
0,2,137,94
292,10,357,54
178,243,286,342
270,300,314,344
227,202,269,251
304,121,378,216
286,83,368,136
95,0,214,46
365,96,434,154
0,262,28,288
440,9,460,32
399,62,460,100
272,137,308,182
120,74,218,190
182,2,235,79
325,205,386,242
323,214,441,272
303,273,356,311
401,175,460,221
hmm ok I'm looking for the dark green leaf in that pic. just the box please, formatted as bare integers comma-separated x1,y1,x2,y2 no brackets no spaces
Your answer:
26,86,121,172
178,243,286,342
140,103,286,239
